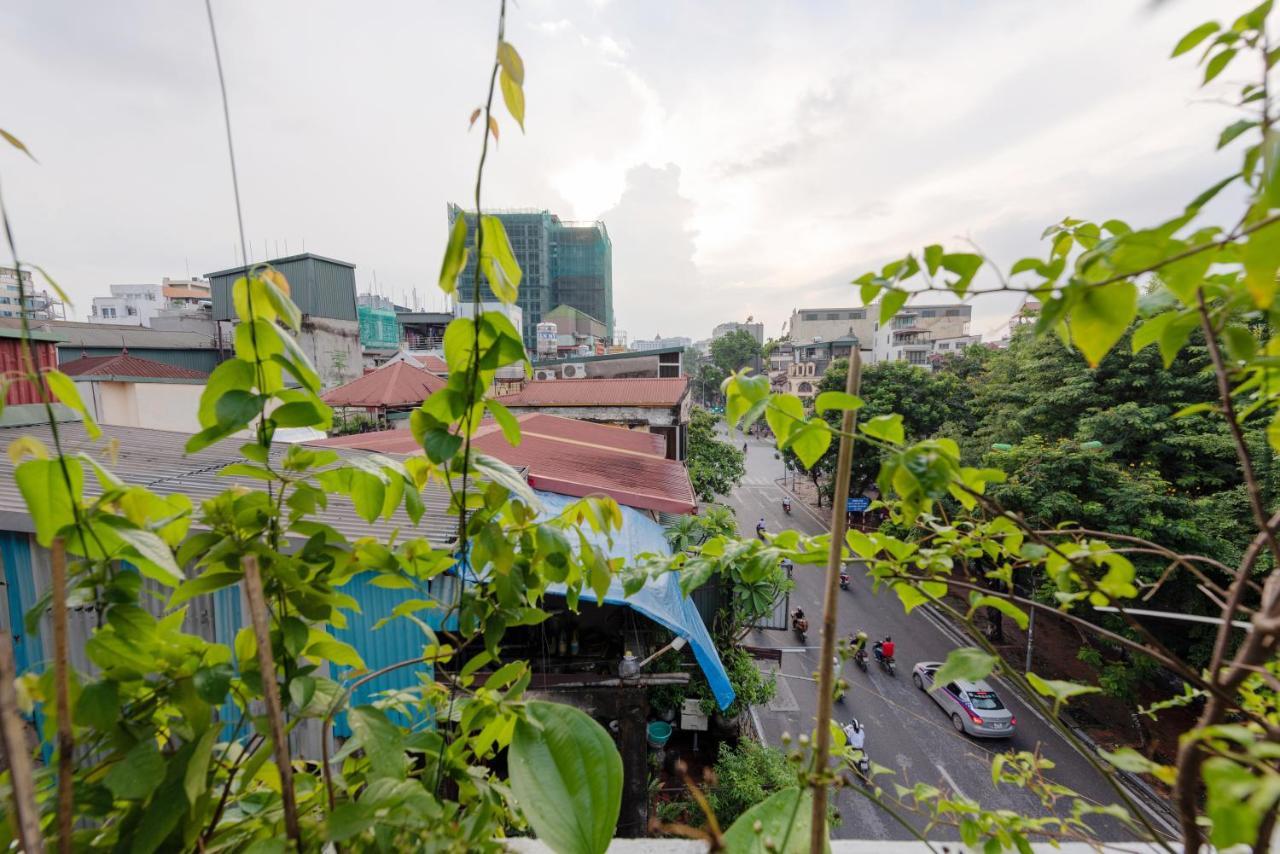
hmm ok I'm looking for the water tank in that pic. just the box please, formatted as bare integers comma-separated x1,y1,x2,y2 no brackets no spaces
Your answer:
536,322,558,357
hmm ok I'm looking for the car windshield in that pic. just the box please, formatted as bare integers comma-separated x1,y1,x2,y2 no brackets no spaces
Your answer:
968,690,1004,710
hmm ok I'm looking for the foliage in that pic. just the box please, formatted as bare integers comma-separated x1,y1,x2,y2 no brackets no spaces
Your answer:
707,739,796,829
694,645,776,719
713,2,1280,849
685,408,746,501
0,5,627,852
709,328,762,375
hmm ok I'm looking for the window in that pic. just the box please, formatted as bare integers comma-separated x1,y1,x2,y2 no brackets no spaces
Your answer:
803,313,818,321
968,691,1004,710
126,306,137,316
825,312,839,320
851,310,864,320
938,342,950,350
102,307,116,318
945,308,963,317
920,309,936,318
905,350,927,365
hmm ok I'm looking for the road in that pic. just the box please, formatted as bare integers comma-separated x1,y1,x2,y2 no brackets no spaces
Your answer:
724,431,1172,843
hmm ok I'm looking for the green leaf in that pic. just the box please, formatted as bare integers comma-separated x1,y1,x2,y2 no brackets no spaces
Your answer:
327,802,376,843
930,647,998,691
893,583,928,614
214,389,263,431
722,787,816,854
479,215,522,304
788,421,832,469
1068,281,1137,367
500,69,525,132
16,457,82,547
879,289,908,324
1204,48,1237,83
971,595,1029,630
194,662,235,704
1097,747,1176,785
497,41,525,85
1026,672,1101,715
114,526,184,586
814,391,864,415
859,413,904,444
509,701,622,854
1203,757,1263,848
183,727,218,806
1131,313,1172,355
198,359,256,429
1243,220,1280,308
1171,21,1219,56
1175,402,1216,419
940,252,982,298
271,399,331,429
1218,119,1257,149
764,393,805,443
104,739,165,800
439,216,469,296
349,705,407,779
44,369,101,439
485,399,522,445
74,680,120,731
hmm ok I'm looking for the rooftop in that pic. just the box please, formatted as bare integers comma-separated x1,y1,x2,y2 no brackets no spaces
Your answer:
312,412,694,515
531,345,683,368
57,352,210,383
322,360,446,408
497,377,689,408
0,422,456,545
205,252,356,279
0,318,219,350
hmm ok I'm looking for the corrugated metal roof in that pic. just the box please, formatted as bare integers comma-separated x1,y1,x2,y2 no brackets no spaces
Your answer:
208,254,358,322
0,318,218,350
58,353,209,381
0,423,456,546
322,360,446,408
496,377,689,408
310,412,695,514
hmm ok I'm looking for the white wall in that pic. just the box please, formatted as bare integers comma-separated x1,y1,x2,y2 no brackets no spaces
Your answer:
77,380,205,433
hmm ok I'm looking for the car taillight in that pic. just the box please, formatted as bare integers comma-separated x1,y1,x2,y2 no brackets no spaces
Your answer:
1010,716,1016,726
969,713,984,725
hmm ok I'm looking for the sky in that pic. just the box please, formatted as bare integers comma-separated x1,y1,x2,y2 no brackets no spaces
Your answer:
0,0,1252,342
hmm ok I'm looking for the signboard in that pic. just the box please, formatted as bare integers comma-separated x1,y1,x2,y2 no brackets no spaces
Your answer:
680,698,708,732
846,497,871,513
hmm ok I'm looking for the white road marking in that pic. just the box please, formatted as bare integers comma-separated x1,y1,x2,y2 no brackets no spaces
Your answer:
935,762,970,801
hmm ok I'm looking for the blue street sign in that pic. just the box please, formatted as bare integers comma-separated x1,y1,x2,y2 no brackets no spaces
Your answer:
846,497,871,513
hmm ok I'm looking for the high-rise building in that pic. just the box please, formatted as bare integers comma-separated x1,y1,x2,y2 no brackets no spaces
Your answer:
447,205,612,345
0,267,65,320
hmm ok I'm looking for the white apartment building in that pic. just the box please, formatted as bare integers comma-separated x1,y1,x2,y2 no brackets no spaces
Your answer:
91,279,212,326
711,320,764,344
0,267,65,320
871,304,973,366
632,335,692,352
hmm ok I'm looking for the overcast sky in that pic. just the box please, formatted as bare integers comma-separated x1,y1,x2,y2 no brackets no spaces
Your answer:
0,0,1249,341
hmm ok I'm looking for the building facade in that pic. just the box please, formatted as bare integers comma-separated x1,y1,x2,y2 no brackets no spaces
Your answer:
711,320,764,344
788,307,875,348
91,284,163,326
870,304,973,366
447,205,613,346
0,267,65,320
631,335,691,352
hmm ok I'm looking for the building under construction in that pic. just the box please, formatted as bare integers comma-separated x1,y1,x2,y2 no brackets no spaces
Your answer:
446,205,613,346
0,267,67,321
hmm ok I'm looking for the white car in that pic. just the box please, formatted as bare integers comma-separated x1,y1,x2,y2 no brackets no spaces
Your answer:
912,661,1017,738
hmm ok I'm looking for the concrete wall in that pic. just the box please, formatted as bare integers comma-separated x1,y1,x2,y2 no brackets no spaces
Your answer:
76,380,205,433
301,317,363,390
789,308,875,346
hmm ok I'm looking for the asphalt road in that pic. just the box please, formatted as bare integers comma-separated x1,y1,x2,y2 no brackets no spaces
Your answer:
723,430,1174,844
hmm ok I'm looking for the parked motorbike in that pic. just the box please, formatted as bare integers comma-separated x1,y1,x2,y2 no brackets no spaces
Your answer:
872,641,896,676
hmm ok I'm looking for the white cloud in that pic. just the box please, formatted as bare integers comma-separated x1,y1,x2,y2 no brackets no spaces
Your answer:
0,0,1248,342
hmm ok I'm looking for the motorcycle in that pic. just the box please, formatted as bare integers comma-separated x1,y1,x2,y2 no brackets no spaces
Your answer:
839,571,850,590
833,657,845,703
782,498,792,515
850,748,870,778
841,723,870,777
792,614,808,643
873,642,896,676
853,646,868,672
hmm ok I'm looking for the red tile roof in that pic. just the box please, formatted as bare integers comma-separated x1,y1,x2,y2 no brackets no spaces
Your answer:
495,377,689,408
322,360,446,408
57,352,208,381
309,412,695,514
417,354,448,373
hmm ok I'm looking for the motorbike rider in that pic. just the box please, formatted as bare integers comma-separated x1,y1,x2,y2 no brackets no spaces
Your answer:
782,496,792,513
850,630,868,661
844,717,866,751
756,518,768,540
780,557,794,579
791,607,807,630
874,635,895,662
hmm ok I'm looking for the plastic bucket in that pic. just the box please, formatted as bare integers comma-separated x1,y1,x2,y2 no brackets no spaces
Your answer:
646,721,673,748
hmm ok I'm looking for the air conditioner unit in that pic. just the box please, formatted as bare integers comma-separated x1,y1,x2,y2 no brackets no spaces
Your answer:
533,369,558,381
561,363,587,379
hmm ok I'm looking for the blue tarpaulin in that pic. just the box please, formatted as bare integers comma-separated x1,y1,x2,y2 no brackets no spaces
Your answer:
533,491,736,711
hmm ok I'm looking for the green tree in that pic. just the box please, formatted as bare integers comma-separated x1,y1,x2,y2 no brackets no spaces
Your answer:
686,408,746,501
709,328,762,375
